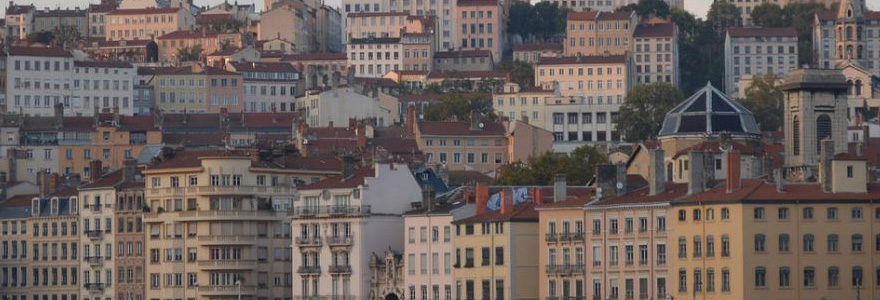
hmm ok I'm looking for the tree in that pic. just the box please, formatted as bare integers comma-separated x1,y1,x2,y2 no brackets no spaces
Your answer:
749,2,828,65
495,145,608,186
177,45,204,62
741,73,783,131
423,93,495,121
616,0,670,18
750,3,788,27
26,31,54,45
671,7,725,94
494,61,534,87
617,82,685,142
707,0,741,34
507,1,568,41
861,99,875,123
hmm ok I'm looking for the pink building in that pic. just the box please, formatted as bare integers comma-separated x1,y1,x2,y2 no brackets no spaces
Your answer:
204,67,245,113
455,0,505,63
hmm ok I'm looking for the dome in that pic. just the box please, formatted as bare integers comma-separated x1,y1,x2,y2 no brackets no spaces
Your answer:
658,82,761,138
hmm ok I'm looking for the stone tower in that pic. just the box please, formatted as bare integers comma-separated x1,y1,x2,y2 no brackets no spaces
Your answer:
835,0,868,67
781,69,849,181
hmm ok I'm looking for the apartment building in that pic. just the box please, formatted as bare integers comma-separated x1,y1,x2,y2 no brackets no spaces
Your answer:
73,61,137,116
78,167,121,300
28,176,80,300
296,86,396,127
730,0,837,26
140,65,244,113
156,29,241,63
512,43,563,65
348,37,403,77
32,8,88,37
87,2,117,38
289,162,423,299
403,190,473,300
723,27,798,98
451,187,540,300
112,168,146,300
633,22,679,86
142,150,341,300
281,53,349,90
0,195,32,300
5,3,34,40
814,0,880,72
492,82,554,126
5,46,75,117
564,11,637,56
539,0,683,12
345,12,435,42
340,0,457,50
259,3,315,53
413,115,508,172
455,0,505,63
105,7,195,41
228,62,302,112
56,115,161,181
433,50,493,71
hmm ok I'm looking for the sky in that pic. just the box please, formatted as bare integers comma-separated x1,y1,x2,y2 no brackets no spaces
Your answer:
6,0,880,18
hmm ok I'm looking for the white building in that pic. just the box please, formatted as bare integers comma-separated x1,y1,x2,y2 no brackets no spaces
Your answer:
229,61,302,112
340,0,456,50
540,0,683,12
723,27,799,98
347,37,402,78
78,168,123,300
632,22,679,86
290,162,423,299
296,86,395,127
73,61,137,116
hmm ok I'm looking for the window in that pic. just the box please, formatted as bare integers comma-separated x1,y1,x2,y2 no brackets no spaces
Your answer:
803,234,815,252
828,234,839,252
803,207,814,220
852,234,864,252
852,207,863,219
778,207,789,220
827,207,838,220
754,207,765,220
721,235,730,257
720,208,729,220
779,267,790,287
829,267,840,287
754,234,765,252
755,267,766,287
853,267,863,287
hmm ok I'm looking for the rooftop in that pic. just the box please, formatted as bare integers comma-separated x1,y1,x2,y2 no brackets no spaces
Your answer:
8,46,72,57
727,27,797,38
434,49,492,59
299,167,374,190
633,22,675,38
537,55,627,65
418,120,506,136
658,82,761,138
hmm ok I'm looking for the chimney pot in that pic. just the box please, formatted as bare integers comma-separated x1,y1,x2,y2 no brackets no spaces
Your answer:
648,149,665,196
475,182,489,215
725,150,741,193
553,174,567,202
500,188,513,214
687,151,709,195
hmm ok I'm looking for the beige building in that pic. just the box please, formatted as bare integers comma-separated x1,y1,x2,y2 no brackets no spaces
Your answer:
32,8,88,37
492,82,554,127
723,27,798,98
0,194,33,300
455,0,505,63
633,22,679,86
512,43,563,65
141,150,341,300
5,3,35,40
564,11,636,56
28,178,80,300
105,7,195,41
341,0,457,50
281,53,349,90
433,50,493,71
156,29,241,63
414,115,508,173
813,0,880,72
540,0,683,12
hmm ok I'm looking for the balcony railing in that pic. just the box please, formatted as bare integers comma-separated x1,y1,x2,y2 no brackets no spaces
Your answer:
329,265,352,274
297,266,321,274
198,285,256,295
197,259,256,269
295,236,322,247
572,232,585,240
326,235,353,246
84,282,105,292
545,233,557,242
86,256,104,266
196,235,257,243
86,230,103,240
147,185,297,197
289,205,371,218
546,264,586,275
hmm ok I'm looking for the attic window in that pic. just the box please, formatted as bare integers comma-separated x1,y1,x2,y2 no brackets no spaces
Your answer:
848,9,853,18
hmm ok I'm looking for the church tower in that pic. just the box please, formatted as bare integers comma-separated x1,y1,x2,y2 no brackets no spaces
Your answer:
835,0,868,67
781,69,849,181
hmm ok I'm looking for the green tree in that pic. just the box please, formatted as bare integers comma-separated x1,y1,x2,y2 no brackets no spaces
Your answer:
26,31,54,44
507,1,568,41
494,61,534,87
741,73,783,131
616,0,670,18
495,145,608,186
617,82,685,142
707,0,741,34
423,93,495,121
671,7,724,94
750,3,788,27
177,44,204,62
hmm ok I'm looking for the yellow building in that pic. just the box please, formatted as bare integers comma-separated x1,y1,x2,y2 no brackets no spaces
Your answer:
57,115,161,179
414,115,508,173
564,11,637,56
452,186,539,300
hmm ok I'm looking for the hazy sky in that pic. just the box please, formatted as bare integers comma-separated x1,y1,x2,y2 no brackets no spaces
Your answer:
6,0,880,18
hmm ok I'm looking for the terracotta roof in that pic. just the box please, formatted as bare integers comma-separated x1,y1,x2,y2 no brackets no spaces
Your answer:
157,29,220,40
107,7,180,15
834,152,866,161
434,49,492,59
346,12,408,18
148,150,250,170
677,179,880,204
230,61,299,73
598,11,635,20
426,70,509,79
281,52,347,61
538,55,627,65
88,3,117,13
299,167,374,190
589,183,687,207
229,112,297,129
162,133,225,146
671,140,758,159
727,27,797,38
207,47,243,56
816,10,880,21
455,0,498,6
2,194,37,208
633,22,675,38
119,115,158,131
454,202,538,224
252,156,343,172
418,121,506,136
74,61,134,68
8,46,72,57
34,9,87,17
63,117,95,131
350,37,401,44
304,127,357,138
79,169,135,189
392,70,430,76
568,11,598,21
196,13,236,24
6,4,33,15
513,43,564,51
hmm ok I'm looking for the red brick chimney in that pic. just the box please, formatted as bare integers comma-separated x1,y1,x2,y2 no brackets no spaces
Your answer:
89,160,103,182
531,187,546,205
406,105,417,134
500,188,513,214
475,182,489,215
726,150,741,193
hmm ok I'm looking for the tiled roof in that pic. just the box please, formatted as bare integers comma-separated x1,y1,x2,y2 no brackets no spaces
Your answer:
393,70,430,76
298,167,374,190
88,3,117,13
513,43,564,51
158,29,220,40
538,55,627,65
79,168,144,189
454,202,538,224
455,0,498,6
305,126,358,138
434,49,492,59
281,52,347,61
148,150,251,169
229,113,297,129
727,27,797,38
74,61,134,68
207,47,243,56
426,70,509,79
230,61,299,73
350,37,401,44
252,157,343,172
671,140,758,159
589,183,687,207
8,46,72,57
494,86,553,95
568,11,598,21
816,10,880,21
118,115,158,131
418,121,506,136
346,12,408,18
633,22,675,38
162,133,225,146
2,194,37,208
6,4,33,15
196,13,236,24
34,9,87,17
107,7,180,15
677,179,880,204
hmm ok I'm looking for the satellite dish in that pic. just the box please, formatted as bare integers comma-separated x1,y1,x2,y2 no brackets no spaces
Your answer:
479,122,484,128
616,182,624,190
303,139,309,145
418,113,424,120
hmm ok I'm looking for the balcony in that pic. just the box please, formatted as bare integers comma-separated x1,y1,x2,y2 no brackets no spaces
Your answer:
297,266,321,275
559,232,571,241
196,235,257,245
546,264,559,274
85,230,103,240
289,205,371,218
146,185,297,197
145,209,280,221
545,233,558,242
295,236,322,247
197,285,256,296
86,256,104,266
572,232,585,241
329,265,352,274
326,235,353,246
197,259,256,270
84,283,105,292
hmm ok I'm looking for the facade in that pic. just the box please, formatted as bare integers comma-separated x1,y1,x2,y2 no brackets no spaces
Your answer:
813,0,880,72
57,115,162,179
455,0,505,63
229,62,302,112
413,116,508,172
5,3,35,40
347,37,403,78
564,11,637,57
492,82,554,126
88,2,117,38
259,3,315,54
73,61,137,116
296,86,396,127
317,5,344,53
0,195,32,300
156,30,241,63
289,163,423,299
633,22,679,86
140,66,244,113
105,7,195,41
29,180,80,300
539,0,683,12
5,47,76,117
281,53,349,90
341,0,457,50
512,43,564,65
723,27,799,98
32,8,88,37
433,50,493,72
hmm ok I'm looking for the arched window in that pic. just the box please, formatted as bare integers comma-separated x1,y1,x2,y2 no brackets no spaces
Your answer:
858,45,864,59
803,234,815,252
778,234,790,252
755,267,767,287
853,266,863,286
792,116,800,155
816,115,832,154
847,25,854,40
779,267,791,287
721,208,730,220
828,266,840,287
856,80,863,96
848,80,855,95
754,234,766,252
828,234,839,252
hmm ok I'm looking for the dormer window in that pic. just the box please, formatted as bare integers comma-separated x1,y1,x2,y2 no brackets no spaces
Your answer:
70,197,78,214
32,199,39,217
51,198,59,215
848,9,853,18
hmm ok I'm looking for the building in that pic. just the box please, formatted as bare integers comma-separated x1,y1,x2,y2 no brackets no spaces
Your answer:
633,22,679,86
88,2,118,38
564,11,637,57
259,2,315,53
80,39,154,63
341,0,457,50
732,0,837,26
512,43,564,65
140,65,244,113
368,250,406,299
105,7,195,41
28,175,80,300
723,27,799,98
345,12,407,42
73,61,137,116
492,82,554,127
5,2,35,40
228,61,302,112
813,0,880,72
0,194,33,300
289,162,423,299
424,70,509,92
155,29,241,63
296,86,396,127
316,5,344,53
413,113,508,173
433,50,494,72
348,35,433,78
281,53,349,90
455,0,505,63
539,0,683,12
5,46,76,117
56,114,162,179
32,7,88,37
141,150,341,300
506,119,554,162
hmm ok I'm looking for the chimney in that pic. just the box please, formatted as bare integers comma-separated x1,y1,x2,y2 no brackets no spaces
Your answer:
553,174,567,202
648,149,665,196
820,139,834,193
38,171,49,198
500,188,513,214
532,187,546,205
774,168,784,192
48,173,60,195
475,182,489,215
406,104,417,134
469,110,481,131
725,150,741,193
356,125,367,148
596,164,617,198
341,155,355,179
687,151,708,195
421,184,435,211
123,159,137,182
54,102,63,126
89,160,102,182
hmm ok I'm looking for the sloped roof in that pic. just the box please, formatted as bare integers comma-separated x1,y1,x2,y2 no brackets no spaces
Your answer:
658,82,761,138
8,46,72,57
418,121,506,136
633,22,675,38
727,27,796,38
298,168,374,190
454,202,538,224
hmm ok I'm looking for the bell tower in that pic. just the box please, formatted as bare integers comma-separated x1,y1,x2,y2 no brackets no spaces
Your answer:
781,69,849,181
835,0,867,67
